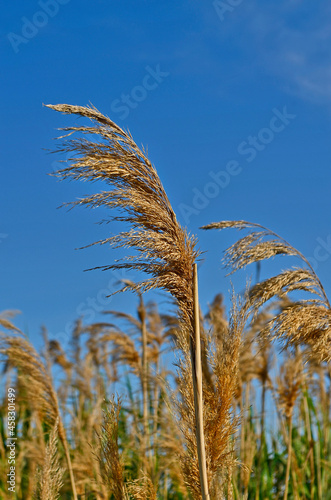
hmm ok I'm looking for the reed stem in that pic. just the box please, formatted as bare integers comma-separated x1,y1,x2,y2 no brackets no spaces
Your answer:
190,263,210,500
58,420,78,500
284,414,293,500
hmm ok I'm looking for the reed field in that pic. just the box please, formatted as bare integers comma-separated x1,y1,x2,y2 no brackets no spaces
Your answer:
1,105,330,499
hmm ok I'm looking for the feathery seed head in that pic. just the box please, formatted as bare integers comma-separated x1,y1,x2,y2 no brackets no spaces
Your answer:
202,220,331,361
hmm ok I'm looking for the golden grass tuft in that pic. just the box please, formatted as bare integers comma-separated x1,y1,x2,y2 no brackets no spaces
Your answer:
205,296,243,498
0,310,21,332
276,351,303,420
0,331,59,424
47,102,212,498
34,419,64,500
261,302,331,361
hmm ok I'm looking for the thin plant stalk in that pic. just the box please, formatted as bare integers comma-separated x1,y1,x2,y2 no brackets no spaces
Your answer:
139,295,149,475
243,381,251,500
190,263,210,500
284,414,293,500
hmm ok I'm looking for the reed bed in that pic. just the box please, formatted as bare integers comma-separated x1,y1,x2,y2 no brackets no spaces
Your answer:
0,106,330,498
1,296,330,498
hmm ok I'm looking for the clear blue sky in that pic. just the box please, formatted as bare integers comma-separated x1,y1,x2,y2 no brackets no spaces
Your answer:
1,1,331,347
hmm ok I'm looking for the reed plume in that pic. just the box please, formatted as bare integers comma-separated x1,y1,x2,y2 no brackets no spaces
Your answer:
277,351,303,421
202,220,331,362
34,419,64,500
174,293,242,499
47,103,211,498
46,104,199,326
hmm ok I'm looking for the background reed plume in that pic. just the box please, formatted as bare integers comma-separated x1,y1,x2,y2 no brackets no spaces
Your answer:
202,220,331,362
97,398,127,500
0,321,78,500
34,419,64,500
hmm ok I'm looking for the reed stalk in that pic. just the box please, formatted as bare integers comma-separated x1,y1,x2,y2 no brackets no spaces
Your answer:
139,295,150,475
284,414,293,500
57,422,78,500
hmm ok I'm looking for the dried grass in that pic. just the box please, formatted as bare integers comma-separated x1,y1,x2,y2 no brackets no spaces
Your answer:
47,102,213,497
97,398,127,500
276,351,303,420
126,475,158,500
174,294,243,499
34,420,64,500
202,220,331,361
0,331,59,424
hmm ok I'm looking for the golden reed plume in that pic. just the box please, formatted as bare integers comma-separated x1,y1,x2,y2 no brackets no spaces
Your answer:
202,220,331,362
46,103,211,498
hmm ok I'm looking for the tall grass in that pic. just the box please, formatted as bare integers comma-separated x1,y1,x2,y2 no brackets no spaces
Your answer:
0,108,330,498
1,294,330,498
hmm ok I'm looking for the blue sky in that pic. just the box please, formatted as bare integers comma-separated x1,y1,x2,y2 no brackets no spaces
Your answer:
1,1,331,349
